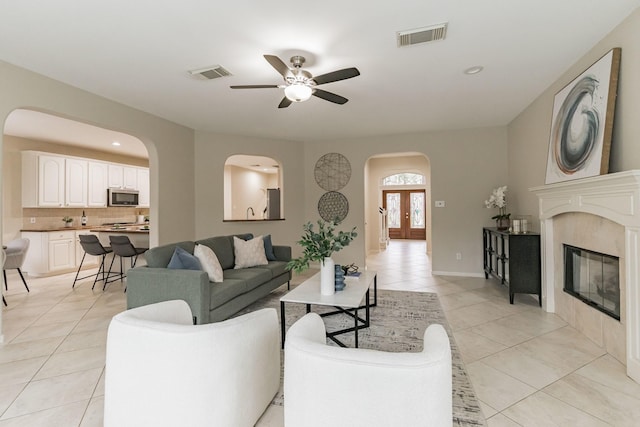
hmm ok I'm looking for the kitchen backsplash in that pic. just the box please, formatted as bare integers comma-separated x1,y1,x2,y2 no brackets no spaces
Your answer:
22,207,150,229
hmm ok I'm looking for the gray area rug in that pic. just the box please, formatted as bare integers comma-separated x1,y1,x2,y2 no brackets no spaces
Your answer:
239,287,487,427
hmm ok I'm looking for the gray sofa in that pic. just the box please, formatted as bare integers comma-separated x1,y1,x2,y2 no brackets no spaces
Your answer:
126,234,291,324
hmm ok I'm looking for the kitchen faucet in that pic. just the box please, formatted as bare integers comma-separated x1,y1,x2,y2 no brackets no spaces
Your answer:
246,207,255,220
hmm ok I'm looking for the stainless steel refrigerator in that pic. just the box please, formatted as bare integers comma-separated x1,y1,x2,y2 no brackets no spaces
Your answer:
266,188,280,219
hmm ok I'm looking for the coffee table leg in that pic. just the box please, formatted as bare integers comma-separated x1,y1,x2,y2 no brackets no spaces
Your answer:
354,307,359,348
365,288,370,327
306,304,311,313
280,301,286,349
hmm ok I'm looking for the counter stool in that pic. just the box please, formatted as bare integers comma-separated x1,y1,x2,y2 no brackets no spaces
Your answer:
107,235,148,290
73,235,116,290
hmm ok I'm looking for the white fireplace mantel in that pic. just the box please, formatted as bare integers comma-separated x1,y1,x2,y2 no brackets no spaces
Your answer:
531,170,640,383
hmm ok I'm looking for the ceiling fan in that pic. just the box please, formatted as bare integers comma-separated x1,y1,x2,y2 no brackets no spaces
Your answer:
230,54,360,108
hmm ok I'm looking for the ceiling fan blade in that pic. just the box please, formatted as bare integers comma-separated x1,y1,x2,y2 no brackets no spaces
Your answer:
230,85,279,89
278,97,292,109
312,67,360,85
264,55,291,79
313,89,348,105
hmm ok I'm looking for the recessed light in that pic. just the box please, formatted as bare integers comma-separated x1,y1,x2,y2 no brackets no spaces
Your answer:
464,66,484,75
112,141,121,146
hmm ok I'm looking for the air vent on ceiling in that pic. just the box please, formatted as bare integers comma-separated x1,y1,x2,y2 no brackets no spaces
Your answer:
188,65,232,80
397,23,448,47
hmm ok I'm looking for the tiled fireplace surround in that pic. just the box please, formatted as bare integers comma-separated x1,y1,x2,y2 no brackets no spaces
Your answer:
532,171,640,384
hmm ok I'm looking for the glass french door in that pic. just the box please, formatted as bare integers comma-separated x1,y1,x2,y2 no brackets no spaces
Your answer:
382,190,426,240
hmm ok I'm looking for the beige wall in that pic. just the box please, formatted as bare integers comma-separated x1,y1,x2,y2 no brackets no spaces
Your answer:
194,131,305,249
508,9,640,221
365,154,431,254
303,128,508,274
0,60,195,249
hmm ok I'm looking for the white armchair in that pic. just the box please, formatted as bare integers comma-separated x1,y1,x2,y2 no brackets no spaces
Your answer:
284,313,452,427
104,300,280,427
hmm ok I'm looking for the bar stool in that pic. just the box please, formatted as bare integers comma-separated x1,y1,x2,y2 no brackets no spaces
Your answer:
107,235,148,290
73,235,116,290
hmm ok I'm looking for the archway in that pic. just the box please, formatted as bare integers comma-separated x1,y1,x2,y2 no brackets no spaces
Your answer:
364,153,431,258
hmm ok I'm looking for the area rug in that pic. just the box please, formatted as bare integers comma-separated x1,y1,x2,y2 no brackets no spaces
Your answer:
238,287,487,427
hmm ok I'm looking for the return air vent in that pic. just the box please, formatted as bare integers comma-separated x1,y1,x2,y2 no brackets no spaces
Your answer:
188,65,232,80
397,23,448,47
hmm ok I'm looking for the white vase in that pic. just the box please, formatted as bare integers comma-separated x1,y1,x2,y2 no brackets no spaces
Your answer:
320,257,335,296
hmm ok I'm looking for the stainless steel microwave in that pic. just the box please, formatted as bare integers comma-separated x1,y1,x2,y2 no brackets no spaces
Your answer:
108,188,139,206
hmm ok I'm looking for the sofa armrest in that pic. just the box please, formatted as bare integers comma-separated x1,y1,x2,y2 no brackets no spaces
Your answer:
126,267,212,324
273,245,291,262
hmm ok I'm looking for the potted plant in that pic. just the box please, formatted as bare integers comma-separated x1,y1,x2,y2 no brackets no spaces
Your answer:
62,216,74,227
287,220,357,295
484,186,510,230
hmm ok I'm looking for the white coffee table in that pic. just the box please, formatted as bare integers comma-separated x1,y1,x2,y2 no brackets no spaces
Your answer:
280,270,377,348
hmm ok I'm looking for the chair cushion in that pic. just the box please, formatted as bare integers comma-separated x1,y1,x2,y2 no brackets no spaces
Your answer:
194,244,223,283
234,236,268,269
167,247,202,271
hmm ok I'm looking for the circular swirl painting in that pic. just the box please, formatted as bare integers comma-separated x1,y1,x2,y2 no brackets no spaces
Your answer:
318,191,349,223
552,76,600,174
314,153,351,191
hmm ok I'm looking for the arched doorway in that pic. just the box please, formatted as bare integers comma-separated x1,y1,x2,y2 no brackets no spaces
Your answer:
364,153,431,258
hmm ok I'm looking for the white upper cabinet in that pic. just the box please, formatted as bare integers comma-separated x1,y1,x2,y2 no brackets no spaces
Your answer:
123,166,138,190
22,151,149,208
88,161,109,207
109,164,138,190
65,158,88,207
38,154,66,207
137,168,150,207
108,164,124,188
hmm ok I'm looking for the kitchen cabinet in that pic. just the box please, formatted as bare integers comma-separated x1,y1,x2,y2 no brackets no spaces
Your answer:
123,166,138,190
88,161,109,207
48,230,75,272
22,152,88,208
108,164,124,188
109,164,138,190
22,152,65,207
65,158,88,207
137,167,150,207
22,230,73,276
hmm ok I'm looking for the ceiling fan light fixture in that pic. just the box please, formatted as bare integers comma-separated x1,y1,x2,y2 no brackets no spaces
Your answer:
284,83,313,102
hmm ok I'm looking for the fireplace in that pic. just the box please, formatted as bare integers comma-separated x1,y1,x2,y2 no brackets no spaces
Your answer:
531,170,640,384
563,244,620,320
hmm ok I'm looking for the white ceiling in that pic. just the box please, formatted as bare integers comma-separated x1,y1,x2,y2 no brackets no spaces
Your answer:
0,1,638,146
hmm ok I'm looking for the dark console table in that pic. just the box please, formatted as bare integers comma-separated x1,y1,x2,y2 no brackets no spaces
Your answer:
483,227,541,306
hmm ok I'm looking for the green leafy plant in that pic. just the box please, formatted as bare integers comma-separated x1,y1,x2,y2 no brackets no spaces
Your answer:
62,216,73,223
286,220,357,273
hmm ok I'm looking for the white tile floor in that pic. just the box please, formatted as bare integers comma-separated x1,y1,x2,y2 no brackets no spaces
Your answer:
0,240,639,426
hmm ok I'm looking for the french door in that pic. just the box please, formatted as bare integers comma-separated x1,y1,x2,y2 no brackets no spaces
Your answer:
382,190,426,240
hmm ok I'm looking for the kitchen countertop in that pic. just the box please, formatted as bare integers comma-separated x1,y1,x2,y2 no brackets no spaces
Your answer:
21,225,150,233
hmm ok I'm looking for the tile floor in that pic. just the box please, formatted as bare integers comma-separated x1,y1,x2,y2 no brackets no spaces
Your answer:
0,240,639,426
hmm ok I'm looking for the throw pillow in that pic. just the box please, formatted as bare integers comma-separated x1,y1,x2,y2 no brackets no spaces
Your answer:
167,246,202,271
263,234,277,261
194,244,224,283
234,235,268,269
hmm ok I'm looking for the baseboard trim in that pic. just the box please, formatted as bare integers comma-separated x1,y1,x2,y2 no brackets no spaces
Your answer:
432,271,485,278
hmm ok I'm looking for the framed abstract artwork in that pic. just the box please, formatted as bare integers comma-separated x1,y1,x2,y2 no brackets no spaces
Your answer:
545,48,621,184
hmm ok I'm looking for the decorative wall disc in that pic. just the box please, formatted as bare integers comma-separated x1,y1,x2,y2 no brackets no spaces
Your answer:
318,191,349,223
314,153,351,191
